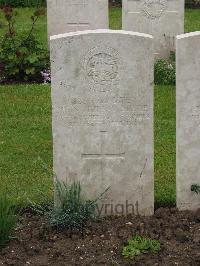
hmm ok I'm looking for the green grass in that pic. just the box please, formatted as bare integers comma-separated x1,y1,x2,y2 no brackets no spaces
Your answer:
0,7,199,207
0,194,19,247
185,9,200,33
154,86,176,207
0,84,52,206
109,7,122,30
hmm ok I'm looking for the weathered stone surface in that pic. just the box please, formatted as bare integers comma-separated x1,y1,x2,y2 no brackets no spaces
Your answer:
176,31,200,211
50,29,154,216
47,0,108,37
122,0,184,58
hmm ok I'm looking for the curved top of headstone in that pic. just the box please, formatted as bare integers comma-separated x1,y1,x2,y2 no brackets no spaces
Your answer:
177,31,200,40
50,29,153,41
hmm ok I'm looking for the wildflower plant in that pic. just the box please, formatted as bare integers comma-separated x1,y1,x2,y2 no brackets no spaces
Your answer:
0,6,49,83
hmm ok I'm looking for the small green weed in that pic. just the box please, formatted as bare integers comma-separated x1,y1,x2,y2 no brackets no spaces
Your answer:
122,236,161,259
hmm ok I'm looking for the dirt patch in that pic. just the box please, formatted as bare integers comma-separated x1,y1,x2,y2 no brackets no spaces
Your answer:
0,208,200,265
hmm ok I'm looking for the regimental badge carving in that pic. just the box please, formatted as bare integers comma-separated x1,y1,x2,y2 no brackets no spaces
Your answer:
82,46,121,85
141,0,167,20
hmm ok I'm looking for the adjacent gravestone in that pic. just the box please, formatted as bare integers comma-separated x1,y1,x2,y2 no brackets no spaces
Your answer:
122,0,184,58
50,29,154,216
177,32,200,211
47,0,108,37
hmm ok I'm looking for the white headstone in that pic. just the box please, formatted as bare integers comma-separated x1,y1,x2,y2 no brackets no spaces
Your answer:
50,29,154,216
47,0,108,37
122,0,184,58
177,32,200,211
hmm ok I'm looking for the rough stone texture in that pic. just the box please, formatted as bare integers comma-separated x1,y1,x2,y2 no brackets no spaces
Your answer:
50,30,154,216
176,32,200,211
47,0,108,38
122,0,184,58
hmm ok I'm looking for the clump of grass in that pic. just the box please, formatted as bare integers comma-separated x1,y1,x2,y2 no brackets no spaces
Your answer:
0,194,19,248
31,179,109,231
122,236,161,259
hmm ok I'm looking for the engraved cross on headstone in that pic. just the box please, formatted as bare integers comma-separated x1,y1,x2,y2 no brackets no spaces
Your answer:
67,0,89,28
82,131,125,180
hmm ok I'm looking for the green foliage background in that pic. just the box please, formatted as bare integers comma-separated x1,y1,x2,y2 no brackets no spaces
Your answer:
0,0,46,7
1,0,200,8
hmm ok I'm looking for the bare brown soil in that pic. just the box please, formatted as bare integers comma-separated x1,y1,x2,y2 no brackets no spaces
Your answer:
0,208,200,266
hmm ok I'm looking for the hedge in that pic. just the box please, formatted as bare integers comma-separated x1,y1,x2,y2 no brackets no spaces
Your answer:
185,0,200,8
110,0,200,8
0,0,199,8
0,0,46,7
